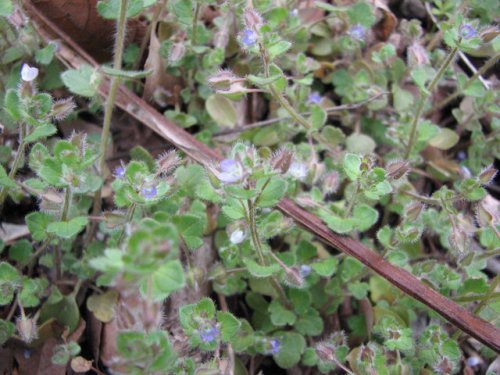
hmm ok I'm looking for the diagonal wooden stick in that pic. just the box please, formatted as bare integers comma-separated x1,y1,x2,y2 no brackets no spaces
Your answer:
24,1,500,352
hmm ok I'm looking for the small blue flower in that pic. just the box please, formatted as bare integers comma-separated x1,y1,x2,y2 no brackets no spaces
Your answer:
269,339,281,354
199,324,219,343
348,24,366,42
241,28,258,47
113,166,125,179
460,24,477,40
141,185,157,200
218,159,243,184
308,92,322,105
299,264,312,278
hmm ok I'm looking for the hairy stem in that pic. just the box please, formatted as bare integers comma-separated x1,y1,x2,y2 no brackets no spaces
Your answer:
192,1,200,47
247,199,289,304
404,47,458,160
98,0,128,175
90,0,129,235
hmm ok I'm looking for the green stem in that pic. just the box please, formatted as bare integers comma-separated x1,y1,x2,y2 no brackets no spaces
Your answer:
247,199,266,265
90,0,129,237
452,292,500,303
192,1,200,47
430,52,500,115
404,47,458,160
0,124,27,205
259,41,313,131
54,188,72,280
247,199,289,304
477,248,500,261
453,275,500,340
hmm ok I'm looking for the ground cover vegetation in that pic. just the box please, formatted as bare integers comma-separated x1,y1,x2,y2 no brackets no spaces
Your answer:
0,0,499,373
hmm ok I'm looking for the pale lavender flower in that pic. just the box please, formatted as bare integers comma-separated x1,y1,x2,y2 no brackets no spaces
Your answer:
230,229,246,244
460,24,477,39
466,356,480,367
20,64,39,82
113,166,125,179
141,185,157,200
308,92,322,105
199,324,219,343
269,339,281,354
289,161,307,181
241,28,258,47
299,264,312,278
218,159,243,184
348,25,366,42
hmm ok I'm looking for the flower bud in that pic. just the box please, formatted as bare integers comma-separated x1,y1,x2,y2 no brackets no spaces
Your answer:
71,356,93,373
16,315,38,344
168,42,185,64
284,267,305,288
51,97,76,121
405,201,424,221
243,8,263,30
156,150,181,174
476,200,496,227
478,164,497,185
270,148,293,174
315,342,336,362
407,42,429,67
322,171,340,194
386,160,410,180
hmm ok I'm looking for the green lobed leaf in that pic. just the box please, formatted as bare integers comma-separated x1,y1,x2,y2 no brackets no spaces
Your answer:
217,311,241,342
141,260,186,301
46,216,89,239
343,153,362,181
243,258,280,278
61,65,101,97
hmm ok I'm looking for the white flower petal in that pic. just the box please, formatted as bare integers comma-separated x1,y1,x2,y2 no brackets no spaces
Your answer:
21,64,39,82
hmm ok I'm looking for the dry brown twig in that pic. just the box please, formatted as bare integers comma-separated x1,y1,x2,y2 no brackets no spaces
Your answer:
24,0,500,353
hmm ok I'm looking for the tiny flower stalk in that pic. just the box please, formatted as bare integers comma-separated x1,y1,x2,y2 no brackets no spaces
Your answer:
55,187,73,279
92,0,129,216
404,46,459,160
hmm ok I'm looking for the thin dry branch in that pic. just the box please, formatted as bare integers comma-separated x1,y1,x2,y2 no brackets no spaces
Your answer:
24,1,500,353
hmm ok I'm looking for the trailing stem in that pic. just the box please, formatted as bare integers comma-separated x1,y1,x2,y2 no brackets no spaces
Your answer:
404,47,458,160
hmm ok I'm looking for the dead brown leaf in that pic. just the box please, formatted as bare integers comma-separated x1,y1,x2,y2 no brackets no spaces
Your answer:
31,0,145,62
370,0,398,41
